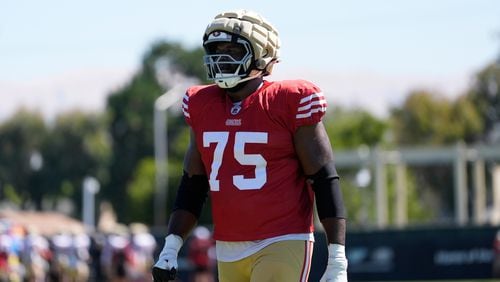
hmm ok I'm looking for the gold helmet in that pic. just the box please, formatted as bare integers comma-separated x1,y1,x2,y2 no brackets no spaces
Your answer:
203,10,281,88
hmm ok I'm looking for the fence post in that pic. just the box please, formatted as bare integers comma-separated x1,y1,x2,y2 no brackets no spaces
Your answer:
374,147,388,228
454,142,468,226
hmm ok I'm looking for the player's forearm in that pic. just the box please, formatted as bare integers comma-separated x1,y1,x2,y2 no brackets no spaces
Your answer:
167,171,209,240
320,217,346,245
166,209,198,239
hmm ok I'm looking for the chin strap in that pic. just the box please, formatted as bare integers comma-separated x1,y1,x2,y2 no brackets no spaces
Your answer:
219,71,263,91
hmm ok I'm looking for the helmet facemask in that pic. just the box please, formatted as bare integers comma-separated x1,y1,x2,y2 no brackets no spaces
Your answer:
203,31,255,89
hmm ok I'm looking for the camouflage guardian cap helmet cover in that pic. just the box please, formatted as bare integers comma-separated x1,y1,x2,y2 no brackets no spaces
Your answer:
203,10,281,88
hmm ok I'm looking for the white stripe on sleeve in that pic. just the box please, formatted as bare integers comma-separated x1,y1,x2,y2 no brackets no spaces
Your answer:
296,92,326,120
182,94,190,118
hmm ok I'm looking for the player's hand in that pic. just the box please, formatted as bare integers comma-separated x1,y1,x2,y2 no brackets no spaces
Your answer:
152,234,183,282
319,244,348,282
152,266,177,281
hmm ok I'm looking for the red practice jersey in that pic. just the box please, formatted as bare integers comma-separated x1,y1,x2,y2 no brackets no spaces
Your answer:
182,80,327,241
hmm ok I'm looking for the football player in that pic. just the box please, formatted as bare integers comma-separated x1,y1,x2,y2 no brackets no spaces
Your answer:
153,9,348,282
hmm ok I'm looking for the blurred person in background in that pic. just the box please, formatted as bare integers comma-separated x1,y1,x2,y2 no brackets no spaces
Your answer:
0,222,22,281
100,224,130,282
3,223,25,282
50,230,72,280
21,226,51,282
50,228,90,282
153,9,347,282
493,229,500,277
88,231,106,281
0,232,8,280
127,223,157,282
187,226,215,282
71,228,91,282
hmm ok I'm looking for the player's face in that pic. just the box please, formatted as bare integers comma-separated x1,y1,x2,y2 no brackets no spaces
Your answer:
212,42,246,60
208,42,247,73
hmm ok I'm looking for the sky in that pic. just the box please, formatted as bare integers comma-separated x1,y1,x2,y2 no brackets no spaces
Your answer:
1,0,500,121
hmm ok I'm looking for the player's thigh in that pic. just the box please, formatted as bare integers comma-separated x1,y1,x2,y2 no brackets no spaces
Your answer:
218,256,252,282
251,240,313,282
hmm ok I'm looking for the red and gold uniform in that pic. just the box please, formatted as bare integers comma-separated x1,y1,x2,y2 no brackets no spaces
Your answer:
182,79,327,241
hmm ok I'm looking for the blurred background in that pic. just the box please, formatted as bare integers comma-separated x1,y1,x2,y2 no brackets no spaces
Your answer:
1,0,500,281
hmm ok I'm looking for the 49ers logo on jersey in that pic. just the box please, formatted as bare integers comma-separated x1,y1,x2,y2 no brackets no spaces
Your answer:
230,104,241,115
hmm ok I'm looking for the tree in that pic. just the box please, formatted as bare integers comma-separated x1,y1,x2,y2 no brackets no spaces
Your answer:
126,158,156,224
0,109,47,207
0,109,110,213
40,111,110,214
105,40,206,221
390,90,482,145
324,106,388,150
389,89,485,224
466,62,500,143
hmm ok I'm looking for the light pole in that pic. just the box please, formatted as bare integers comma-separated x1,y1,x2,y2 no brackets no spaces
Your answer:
153,81,195,227
83,176,100,231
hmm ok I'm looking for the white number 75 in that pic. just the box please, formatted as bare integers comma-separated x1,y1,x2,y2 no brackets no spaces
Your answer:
203,131,268,191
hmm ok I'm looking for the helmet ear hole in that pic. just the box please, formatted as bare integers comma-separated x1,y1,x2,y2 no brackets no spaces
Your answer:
255,59,266,70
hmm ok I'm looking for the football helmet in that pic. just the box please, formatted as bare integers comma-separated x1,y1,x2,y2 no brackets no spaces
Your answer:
203,10,280,89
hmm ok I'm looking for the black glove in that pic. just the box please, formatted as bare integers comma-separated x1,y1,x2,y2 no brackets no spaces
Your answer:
152,266,177,281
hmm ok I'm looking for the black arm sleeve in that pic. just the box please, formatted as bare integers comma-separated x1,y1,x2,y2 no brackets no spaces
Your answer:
308,161,347,220
172,171,209,219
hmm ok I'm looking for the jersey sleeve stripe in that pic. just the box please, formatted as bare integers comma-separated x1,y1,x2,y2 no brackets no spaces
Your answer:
295,106,326,119
182,94,190,118
297,99,326,112
296,92,326,120
298,92,324,104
